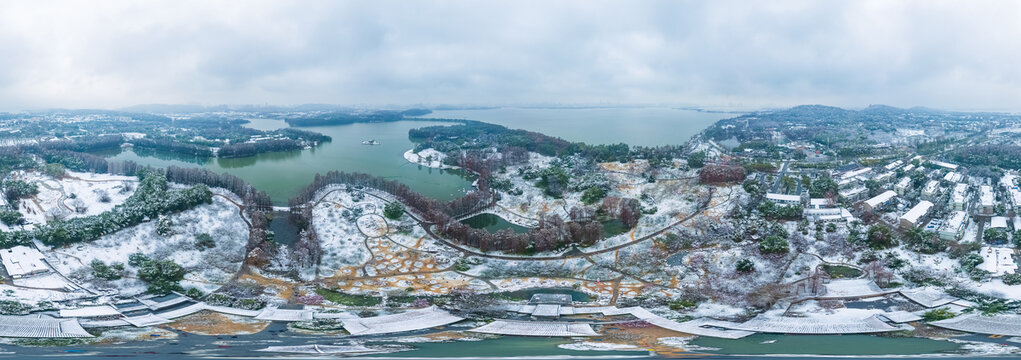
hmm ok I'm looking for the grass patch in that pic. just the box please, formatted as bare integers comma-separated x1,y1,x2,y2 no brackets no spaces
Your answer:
821,264,862,279
315,289,382,306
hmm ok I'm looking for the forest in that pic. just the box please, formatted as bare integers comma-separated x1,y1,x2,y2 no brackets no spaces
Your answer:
951,145,1021,170
282,109,433,127
409,120,686,165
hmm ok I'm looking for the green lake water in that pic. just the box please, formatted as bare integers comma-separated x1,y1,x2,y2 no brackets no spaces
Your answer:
93,120,475,205
461,213,530,233
420,107,731,146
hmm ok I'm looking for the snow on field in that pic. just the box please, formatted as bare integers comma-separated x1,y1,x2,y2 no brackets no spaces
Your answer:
403,148,456,169
978,246,1017,276
6,170,137,227
48,194,247,294
312,187,386,273
0,284,90,302
12,273,74,290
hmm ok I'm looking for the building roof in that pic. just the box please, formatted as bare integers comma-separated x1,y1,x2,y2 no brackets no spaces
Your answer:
0,246,49,278
59,306,122,318
839,187,866,198
884,160,904,170
529,293,573,305
930,160,959,170
980,185,995,207
766,193,802,203
841,167,872,180
940,211,968,233
901,201,934,224
923,180,939,194
991,216,1009,229
864,190,897,208
952,183,969,203
896,177,911,188
944,172,964,183
470,320,598,337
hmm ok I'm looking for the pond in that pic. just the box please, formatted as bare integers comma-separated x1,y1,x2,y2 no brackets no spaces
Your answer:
460,213,530,233
92,120,475,205
602,218,628,238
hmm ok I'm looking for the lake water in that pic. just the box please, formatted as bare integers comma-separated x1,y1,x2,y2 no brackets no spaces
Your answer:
419,107,732,146
461,213,529,233
94,120,475,205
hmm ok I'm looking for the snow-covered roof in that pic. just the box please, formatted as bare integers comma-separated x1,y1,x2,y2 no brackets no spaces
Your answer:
809,198,833,208
991,216,1009,229
766,193,801,203
884,160,903,170
839,187,866,198
864,190,897,208
923,180,939,194
0,246,49,278
896,177,911,188
585,307,753,339
944,172,964,183
341,306,463,336
980,185,995,207
901,201,934,224
254,307,314,321
874,171,894,182
940,211,968,233
0,315,93,338
470,320,597,337
804,208,855,222
898,288,957,308
952,183,969,203
931,314,1021,337
59,306,121,318
878,311,922,324
732,314,900,334
823,279,886,298
841,167,872,180
903,164,916,172
930,160,959,170
978,246,1016,276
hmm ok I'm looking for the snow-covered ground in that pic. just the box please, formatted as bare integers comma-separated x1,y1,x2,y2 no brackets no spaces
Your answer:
403,148,456,169
978,246,1017,276
5,170,137,229
47,192,247,295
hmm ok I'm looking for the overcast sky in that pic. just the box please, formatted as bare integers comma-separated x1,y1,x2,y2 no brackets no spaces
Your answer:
1,1,1019,112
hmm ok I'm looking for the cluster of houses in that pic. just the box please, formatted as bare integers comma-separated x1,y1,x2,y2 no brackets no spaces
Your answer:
761,156,1021,250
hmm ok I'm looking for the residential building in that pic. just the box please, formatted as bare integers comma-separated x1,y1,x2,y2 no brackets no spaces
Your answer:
951,183,969,211
804,208,855,222
922,180,940,200
938,211,968,241
943,172,965,183
930,160,959,171
0,246,49,279
839,187,867,202
766,192,803,206
895,177,912,195
864,190,898,212
900,201,934,229
979,185,995,215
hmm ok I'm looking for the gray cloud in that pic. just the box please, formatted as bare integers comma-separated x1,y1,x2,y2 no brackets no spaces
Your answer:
0,0,1019,111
